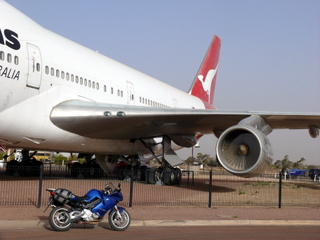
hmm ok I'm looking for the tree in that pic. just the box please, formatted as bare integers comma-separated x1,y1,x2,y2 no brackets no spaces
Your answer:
184,153,219,167
274,155,307,170
196,153,212,165
205,158,220,167
184,156,196,165
52,154,68,165
292,158,306,168
274,155,293,170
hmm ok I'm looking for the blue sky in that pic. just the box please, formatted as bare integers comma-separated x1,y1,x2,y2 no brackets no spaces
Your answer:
5,0,320,165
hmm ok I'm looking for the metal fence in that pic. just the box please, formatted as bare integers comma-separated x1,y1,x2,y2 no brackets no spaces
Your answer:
0,165,319,208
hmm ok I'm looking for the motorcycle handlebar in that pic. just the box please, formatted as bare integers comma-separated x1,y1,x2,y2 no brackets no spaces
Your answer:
103,183,121,194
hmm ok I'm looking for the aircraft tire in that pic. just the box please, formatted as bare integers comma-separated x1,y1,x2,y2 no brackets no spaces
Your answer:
148,168,156,184
163,168,174,185
174,168,182,185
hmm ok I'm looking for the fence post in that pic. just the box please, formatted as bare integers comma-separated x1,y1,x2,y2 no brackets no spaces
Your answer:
129,168,134,207
37,165,44,208
208,170,213,208
278,171,282,208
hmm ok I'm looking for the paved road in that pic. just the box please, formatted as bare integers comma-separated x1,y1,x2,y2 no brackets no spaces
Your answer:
1,225,320,240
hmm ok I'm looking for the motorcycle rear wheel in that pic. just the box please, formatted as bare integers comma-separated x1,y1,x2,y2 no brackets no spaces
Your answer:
49,206,72,231
108,209,131,231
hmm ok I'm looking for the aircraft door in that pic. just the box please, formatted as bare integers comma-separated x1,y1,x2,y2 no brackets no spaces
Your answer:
26,43,42,89
126,81,135,105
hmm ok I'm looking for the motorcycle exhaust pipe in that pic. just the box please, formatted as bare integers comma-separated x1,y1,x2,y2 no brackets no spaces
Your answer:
69,211,82,222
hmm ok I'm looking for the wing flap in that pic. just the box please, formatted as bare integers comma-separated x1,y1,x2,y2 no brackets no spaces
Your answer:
50,100,320,139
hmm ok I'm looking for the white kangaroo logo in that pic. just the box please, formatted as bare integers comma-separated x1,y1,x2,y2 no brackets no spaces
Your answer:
197,66,218,100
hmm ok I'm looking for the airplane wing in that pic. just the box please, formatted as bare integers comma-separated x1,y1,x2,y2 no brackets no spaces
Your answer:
50,100,320,139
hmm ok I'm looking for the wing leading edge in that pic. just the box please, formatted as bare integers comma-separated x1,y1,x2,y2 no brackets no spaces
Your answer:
50,100,320,140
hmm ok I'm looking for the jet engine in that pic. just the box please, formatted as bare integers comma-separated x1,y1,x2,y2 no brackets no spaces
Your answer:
216,125,273,178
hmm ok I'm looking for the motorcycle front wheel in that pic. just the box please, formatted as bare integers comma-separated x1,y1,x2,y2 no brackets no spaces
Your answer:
49,206,72,231
108,209,131,231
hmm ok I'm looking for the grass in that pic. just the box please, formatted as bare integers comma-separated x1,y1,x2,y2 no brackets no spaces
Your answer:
244,181,271,187
238,190,245,195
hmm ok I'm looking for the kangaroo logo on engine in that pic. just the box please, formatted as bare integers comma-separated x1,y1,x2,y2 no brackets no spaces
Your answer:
0,28,21,50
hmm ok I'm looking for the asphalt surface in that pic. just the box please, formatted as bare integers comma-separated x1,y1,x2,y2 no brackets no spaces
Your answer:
1,226,320,240
0,205,319,229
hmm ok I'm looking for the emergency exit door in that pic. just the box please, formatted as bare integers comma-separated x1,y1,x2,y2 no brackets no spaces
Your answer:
26,43,42,89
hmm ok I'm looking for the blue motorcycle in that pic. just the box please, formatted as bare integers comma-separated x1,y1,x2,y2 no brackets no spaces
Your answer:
44,183,131,231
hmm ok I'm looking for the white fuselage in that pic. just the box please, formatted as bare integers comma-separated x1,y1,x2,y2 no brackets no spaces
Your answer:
0,1,205,155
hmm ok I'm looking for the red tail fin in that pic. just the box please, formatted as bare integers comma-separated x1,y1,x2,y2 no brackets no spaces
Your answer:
189,36,221,108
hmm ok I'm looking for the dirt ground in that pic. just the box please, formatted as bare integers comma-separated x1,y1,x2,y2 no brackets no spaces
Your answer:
0,172,319,208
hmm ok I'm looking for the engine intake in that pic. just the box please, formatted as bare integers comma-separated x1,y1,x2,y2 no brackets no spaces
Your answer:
216,125,273,178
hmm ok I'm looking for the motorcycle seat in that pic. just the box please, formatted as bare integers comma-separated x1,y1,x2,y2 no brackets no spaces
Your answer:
74,195,91,201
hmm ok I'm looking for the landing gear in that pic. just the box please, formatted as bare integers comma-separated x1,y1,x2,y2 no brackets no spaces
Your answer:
95,136,185,185
5,149,43,177
69,154,104,178
139,136,183,185
164,167,182,185
146,167,181,185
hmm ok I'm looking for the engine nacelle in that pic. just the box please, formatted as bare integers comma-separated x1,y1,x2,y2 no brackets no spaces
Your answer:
216,125,273,178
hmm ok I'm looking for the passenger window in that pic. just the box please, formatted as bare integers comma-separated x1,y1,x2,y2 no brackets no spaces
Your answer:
14,56,19,65
66,73,70,81
45,66,49,74
96,83,99,90
88,80,91,88
7,53,12,63
51,68,54,76
104,85,107,92
56,69,60,78
80,77,83,85
84,78,87,86
61,71,65,79
36,63,40,72
76,76,79,83
71,74,74,82
0,51,4,61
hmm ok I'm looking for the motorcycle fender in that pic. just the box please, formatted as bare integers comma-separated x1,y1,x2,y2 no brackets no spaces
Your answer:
117,207,125,213
109,206,125,215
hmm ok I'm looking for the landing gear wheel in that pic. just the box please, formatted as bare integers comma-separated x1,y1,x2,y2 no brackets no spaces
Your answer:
108,209,131,231
137,165,147,181
164,168,175,185
117,165,126,180
148,167,162,184
174,167,182,185
49,206,72,231
137,168,142,181
70,162,81,178
148,167,156,184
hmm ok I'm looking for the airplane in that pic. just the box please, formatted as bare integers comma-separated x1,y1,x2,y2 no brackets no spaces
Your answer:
1,0,319,184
